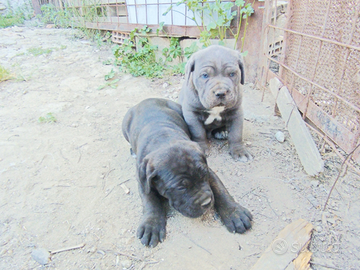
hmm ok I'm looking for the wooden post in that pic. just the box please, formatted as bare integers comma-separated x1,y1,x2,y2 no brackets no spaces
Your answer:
31,0,42,15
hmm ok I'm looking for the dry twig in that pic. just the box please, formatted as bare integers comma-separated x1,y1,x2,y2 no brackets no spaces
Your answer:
323,143,360,211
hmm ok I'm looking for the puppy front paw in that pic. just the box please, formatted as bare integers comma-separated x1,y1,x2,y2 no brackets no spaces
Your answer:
230,144,253,162
219,204,253,234
137,216,166,247
213,130,228,140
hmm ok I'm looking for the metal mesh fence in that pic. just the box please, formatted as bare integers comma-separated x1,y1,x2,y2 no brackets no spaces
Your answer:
281,0,360,162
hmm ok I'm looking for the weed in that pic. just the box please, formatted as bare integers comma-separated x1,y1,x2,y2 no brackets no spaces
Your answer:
162,37,182,63
39,4,73,28
113,26,165,78
102,59,113,65
97,68,119,89
97,79,120,90
164,0,254,52
183,41,200,59
168,62,186,75
104,68,116,81
0,12,25,28
39,1,110,46
38,113,57,123
28,47,53,56
27,45,66,56
0,0,33,28
0,65,14,82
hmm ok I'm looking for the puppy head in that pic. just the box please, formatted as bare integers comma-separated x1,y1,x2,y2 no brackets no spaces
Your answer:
138,141,214,218
185,45,245,109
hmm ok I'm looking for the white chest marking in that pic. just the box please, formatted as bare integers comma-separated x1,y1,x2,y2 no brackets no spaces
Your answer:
204,106,225,125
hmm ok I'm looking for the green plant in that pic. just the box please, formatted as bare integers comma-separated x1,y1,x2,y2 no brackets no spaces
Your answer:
27,45,66,56
168,62,186,75
162,37,182,62
234,0,254,52
113,26,166,78
40,4,73,28
97,68,119,89
38,113,57,123
164,0,254,52
104,68,116,80
28,47,53,56
0,0,33,28
183,41,200,59
0,65,14,82
0,12,24,28
39,1,109,44
97,79,119,90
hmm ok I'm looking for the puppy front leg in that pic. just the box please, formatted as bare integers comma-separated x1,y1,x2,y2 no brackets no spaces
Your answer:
183,110,209,155
208,168,252,233
228,108,253,162
137,187,166,247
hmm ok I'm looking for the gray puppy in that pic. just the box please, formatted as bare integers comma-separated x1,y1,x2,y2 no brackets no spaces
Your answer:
122,98,252,247
179,45,252,162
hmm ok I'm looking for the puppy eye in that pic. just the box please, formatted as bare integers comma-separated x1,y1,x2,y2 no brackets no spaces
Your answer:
177,186,187,191
201,73,209,79
229,72,235,77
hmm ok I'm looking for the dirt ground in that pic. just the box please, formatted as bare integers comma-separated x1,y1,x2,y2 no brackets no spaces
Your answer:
1,26,359,270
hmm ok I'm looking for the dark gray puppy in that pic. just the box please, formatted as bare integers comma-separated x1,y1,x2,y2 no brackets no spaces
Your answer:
122,98,252,247
179,45,252,162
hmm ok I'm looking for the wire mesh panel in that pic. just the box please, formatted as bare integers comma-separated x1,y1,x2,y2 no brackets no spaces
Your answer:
264,0,360,165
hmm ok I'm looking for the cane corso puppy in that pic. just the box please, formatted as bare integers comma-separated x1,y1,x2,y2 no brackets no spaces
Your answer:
179,45,252,162
122,98,252,247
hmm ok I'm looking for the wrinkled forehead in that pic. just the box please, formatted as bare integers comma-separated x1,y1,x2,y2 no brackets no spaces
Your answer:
195,49,239,71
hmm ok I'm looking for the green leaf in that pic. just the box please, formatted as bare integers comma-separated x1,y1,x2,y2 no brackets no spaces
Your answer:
217,16,225,26
104,68,115,81
235,0,245,7
162,5,173,16
207,21,217,31
241,50,248,57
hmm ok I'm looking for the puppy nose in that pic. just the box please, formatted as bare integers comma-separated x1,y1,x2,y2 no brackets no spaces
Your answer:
215,91,226,98
201,197,212,208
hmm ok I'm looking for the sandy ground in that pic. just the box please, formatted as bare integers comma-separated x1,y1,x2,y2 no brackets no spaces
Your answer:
0,26,359,270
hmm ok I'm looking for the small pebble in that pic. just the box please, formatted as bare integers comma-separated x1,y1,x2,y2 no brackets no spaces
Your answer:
162,83,169,89
310,180,319,187
121,259,132,269
31,248,50,265
275,131,285,143
87,246,97,254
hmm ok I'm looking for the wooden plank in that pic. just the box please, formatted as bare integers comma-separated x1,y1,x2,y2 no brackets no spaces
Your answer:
97,17,128,23
269,78,324,176
286,250,312,270
251,219,313,270
85,22,202,37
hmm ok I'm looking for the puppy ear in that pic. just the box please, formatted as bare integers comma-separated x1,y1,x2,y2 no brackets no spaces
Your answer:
238,53,245,85
138,156,157,194
185,54,196,88
189,144,209,174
